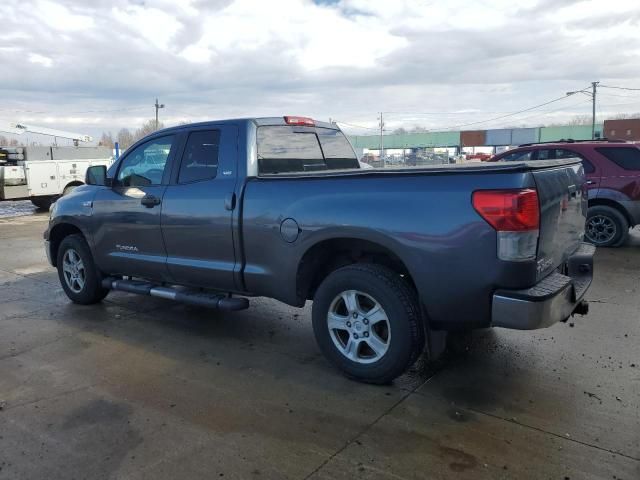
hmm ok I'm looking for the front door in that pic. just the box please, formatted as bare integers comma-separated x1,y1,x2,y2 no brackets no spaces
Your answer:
92,134,178,281
161,125,239,290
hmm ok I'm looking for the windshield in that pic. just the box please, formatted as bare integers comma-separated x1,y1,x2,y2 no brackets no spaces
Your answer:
257,126,358,174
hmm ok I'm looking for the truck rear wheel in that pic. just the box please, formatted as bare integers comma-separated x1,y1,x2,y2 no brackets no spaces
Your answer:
31,196,54,210
57,234,109,304
312,264,425,384
585,206,629,247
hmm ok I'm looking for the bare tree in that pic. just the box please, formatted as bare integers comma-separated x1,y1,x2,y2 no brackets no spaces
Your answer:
116,128,134,149
133,119,165,142
98,132,114,148
392,126,430,134
566,115,592,126
605,112,640,120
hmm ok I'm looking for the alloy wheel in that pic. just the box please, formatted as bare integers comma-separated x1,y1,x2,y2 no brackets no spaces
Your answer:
327,290,391,364
586,215,617,245
62,248,86,293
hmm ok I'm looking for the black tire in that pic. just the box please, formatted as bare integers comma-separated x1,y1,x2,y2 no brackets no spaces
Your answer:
31,196,54,210
585,206,629,247
57,234,109,304
312,264,425,384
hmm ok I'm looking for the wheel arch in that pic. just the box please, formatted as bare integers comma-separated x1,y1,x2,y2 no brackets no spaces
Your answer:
62,181,84,194
48,222,86,268
588,198,632,226
295,237,416,303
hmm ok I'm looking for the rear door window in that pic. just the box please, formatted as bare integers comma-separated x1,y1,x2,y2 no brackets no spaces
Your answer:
257,126,358,174
501,150,532,161
596,147,640,171
535,149,552,160
554,148,595,174
178,130,220,183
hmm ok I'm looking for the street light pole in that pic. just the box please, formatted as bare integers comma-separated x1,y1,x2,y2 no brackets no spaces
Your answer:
379,112,384,167
154,98,165,130
566,82,599,139
591,81,598,140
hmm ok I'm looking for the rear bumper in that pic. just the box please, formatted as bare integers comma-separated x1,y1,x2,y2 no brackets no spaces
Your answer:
491,243,595,330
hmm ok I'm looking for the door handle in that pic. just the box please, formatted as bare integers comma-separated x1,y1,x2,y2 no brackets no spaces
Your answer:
586,180,595,185
141,194,161,208
224,192,236,211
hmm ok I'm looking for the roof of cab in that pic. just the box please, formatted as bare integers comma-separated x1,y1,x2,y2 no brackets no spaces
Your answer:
150,116,336,136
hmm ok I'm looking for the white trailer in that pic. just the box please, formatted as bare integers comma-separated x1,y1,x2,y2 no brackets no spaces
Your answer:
0,124,113,209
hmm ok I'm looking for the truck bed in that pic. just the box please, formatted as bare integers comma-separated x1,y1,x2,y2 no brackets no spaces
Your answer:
256,159,581,178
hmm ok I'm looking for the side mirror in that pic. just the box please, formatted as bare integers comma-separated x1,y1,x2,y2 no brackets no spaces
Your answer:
85,165,109,186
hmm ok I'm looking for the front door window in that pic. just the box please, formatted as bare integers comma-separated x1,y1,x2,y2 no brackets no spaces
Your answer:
116,136,175,187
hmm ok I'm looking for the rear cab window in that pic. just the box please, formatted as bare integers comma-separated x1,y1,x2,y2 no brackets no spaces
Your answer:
596,147,640,171
257,126,358,174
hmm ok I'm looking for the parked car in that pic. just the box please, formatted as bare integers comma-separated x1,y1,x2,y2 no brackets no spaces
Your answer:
490,140,640,247
45,116,594,383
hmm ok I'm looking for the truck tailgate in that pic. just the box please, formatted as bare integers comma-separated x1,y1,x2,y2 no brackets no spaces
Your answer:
532,160,587,280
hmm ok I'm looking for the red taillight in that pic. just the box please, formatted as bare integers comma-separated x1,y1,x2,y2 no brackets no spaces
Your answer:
284,116,315,126
472,189,540,231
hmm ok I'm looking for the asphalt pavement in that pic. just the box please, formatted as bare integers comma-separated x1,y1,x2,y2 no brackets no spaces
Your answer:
0,204,638,479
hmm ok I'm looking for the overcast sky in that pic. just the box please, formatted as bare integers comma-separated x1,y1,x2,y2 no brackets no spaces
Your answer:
0,0,639,142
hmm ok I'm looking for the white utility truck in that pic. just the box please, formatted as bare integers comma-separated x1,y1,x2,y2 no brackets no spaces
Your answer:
0,124,113,209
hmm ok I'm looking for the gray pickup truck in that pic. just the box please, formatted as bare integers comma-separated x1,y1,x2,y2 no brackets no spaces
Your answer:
45,116,594,383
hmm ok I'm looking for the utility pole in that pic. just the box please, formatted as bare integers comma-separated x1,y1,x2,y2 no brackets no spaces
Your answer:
154,98,165,130
566,81,599,139
379,112,384,166
591,81,598,140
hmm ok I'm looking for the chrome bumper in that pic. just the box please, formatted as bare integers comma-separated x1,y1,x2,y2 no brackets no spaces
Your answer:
492,243,595,330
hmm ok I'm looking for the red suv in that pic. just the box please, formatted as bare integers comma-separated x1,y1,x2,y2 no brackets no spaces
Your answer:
491,140,640,247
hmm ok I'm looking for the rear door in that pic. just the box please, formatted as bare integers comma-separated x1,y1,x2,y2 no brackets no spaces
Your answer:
593,146,640,203
552,148,601,196
92,134,177,281
161,125,239,290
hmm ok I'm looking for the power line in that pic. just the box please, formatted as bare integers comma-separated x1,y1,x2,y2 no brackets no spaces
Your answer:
382,110,503,115
598,92,640,99
436,90,588,131
0,105,149,115
504,99,592,124
600,85,640,91
69,106,149,114
335,120,379,131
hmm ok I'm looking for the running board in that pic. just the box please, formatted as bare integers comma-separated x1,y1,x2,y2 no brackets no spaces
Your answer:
102,278,249,311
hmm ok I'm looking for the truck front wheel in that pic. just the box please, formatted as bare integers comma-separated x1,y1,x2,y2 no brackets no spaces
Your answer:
57,234,109,304
312,264,425,384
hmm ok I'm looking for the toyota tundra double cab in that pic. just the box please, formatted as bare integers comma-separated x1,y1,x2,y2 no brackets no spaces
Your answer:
45,116,594,383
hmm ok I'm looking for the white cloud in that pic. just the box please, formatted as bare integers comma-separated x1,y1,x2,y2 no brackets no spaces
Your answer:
0,0,638,138
35,0,94,31
28,53,53,67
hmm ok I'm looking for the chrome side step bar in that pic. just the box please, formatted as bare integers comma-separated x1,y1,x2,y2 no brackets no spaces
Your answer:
101,277,249,311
